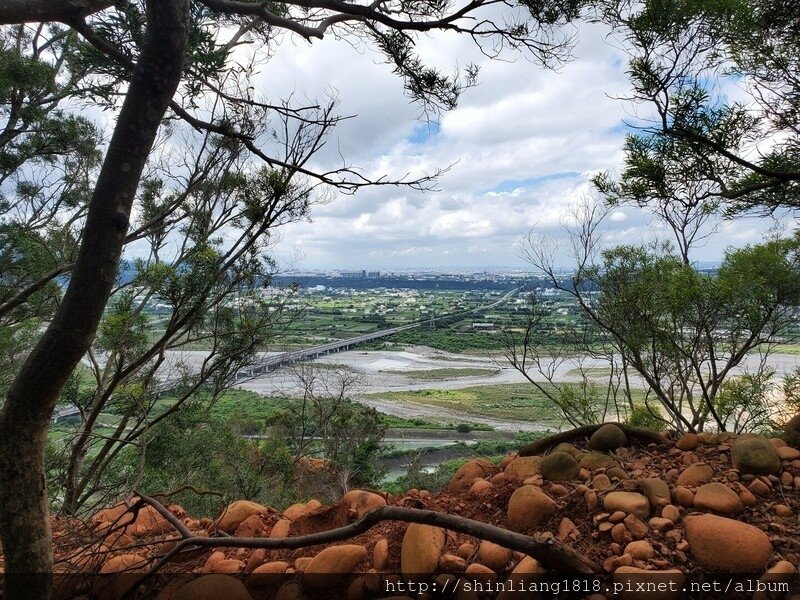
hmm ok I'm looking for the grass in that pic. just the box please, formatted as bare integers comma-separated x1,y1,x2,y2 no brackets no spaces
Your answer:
762,344,800,356
365,383,565,424
566,367,614,377
208,389,289,423
366,382,646,425
208,388,491,431
378,413,493,431
381,367,499,380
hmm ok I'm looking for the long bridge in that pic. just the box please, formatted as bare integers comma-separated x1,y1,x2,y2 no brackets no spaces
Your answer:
53,287,519,422
231,286,518,379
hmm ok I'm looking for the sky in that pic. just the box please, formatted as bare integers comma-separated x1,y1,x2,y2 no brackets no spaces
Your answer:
228,19,791,270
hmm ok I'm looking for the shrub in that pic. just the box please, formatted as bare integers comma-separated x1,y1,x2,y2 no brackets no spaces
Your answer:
626,404,665,431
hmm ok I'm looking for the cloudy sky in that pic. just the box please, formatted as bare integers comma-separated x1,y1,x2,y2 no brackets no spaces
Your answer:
250,18,783,271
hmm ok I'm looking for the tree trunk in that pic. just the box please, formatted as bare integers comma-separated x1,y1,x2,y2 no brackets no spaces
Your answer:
0,2,189,598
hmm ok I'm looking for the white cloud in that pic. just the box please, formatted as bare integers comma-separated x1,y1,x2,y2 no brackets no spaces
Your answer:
248,20,793,269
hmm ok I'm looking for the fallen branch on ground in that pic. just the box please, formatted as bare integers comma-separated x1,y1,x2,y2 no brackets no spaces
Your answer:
119,490,599,597
518,423,668,457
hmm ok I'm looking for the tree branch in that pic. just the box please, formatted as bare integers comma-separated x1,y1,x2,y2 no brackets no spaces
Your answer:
119,491,598,599
0,0,112,25
518,423,668,457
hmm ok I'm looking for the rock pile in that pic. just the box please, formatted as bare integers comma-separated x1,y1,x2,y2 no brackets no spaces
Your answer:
19,428,800,600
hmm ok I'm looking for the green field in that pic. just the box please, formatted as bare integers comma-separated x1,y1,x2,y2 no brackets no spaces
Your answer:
366,383,564,423
566,367,614,377
381,367,499,380
762,343,800,356
365,383,646,425
208,388,491,431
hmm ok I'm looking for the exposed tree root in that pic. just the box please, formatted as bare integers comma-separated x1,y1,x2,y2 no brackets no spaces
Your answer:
518,422,668,457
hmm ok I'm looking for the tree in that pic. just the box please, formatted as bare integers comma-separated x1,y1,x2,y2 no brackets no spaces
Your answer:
103,401,296,517
0,1,583,594
596,0,800,215
520,200,800,433
273,364,387,498
593,0,800,438
502,290,644,427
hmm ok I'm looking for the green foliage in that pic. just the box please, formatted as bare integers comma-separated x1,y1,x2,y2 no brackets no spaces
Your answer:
587,238,800,431
107,403,296,516
274,397,388,491
626,404,665,431
782,367,800,416
715,370,779,434
556,380,603,425
97,291,149,357
599,0,800,216
384,455,467,495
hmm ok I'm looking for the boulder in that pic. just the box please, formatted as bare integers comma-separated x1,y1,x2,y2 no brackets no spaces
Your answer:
496,557,545,600
638,478,670,508
672,486,694,507
551,442,581,457
448,459,494,491
731,435,781,475
92,503,171,537
692,483,743,515
623,514,648,539
456,542,475,560
540,452,580,482
373,539,389,571
675,463,713,487
233,514,266,538
588,424,628,452
504,456,541,481
592,474,612,490
624,540,654,560
675,434,699,451
684,514,773,572
476,541,513,572
661,505,680,523
401,524,446,576
499,452,518,469
439,553,467,572
93,553,150,600
784,413,800,447
99,554,148,573
215,501,271,534
304,545,368,588
210,559,244,574
283,502,309,521
469,478,493,498
174,575,252,600
249,562,291,589
580,452,618,471
244,550,267,574
269,519,291,539
777,446,800,460
606,466,629,480
342,490,387,518
603,492,650,519
274,582,303,600
507,486,557,533
755,561,797,600
465,562,497,585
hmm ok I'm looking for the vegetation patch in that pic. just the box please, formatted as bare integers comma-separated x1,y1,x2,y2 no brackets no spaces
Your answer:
381,367,499,380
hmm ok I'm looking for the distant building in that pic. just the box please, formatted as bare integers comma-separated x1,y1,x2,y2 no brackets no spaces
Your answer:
472,322,496,331
340,270,367,278
367,271,380,278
